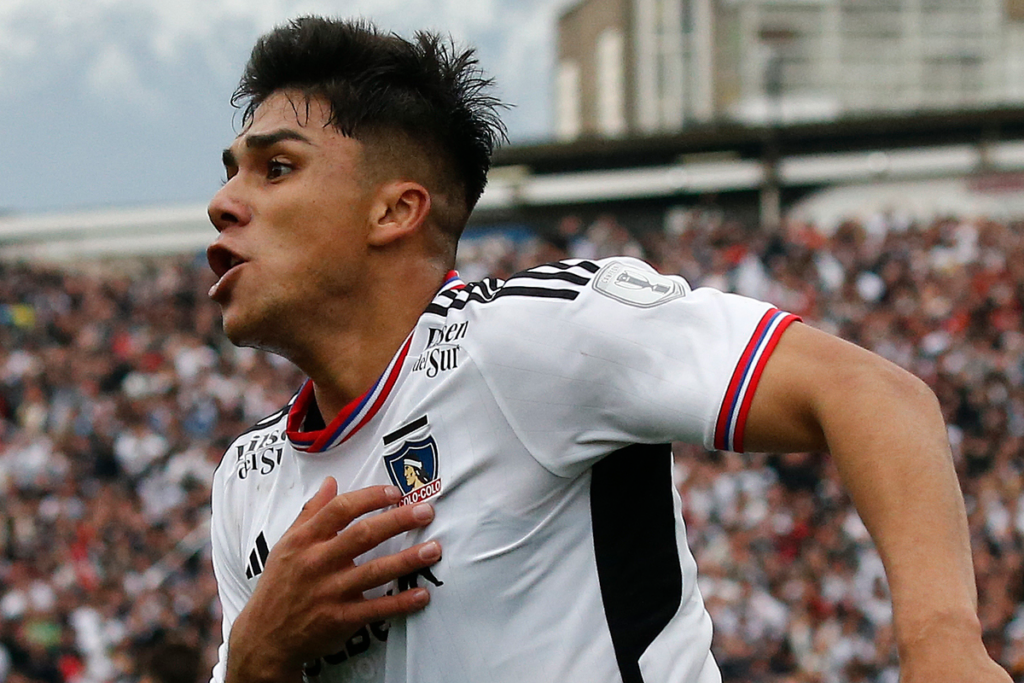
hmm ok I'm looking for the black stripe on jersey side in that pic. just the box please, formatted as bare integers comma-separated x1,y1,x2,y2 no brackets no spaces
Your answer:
383,415,429,446
591,443,683,683
424,285,580,316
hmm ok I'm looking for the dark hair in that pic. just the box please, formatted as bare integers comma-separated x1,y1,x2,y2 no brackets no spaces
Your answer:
233,17,507,229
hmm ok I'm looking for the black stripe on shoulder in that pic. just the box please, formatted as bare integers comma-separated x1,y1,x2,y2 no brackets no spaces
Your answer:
491,286,579,301
231,404,289,441
507,270,590,286
543,260,600,273
424,303,448,316
423,287,465,317
423,279,580,317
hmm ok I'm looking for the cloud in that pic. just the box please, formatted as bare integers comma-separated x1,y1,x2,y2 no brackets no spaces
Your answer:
0,0,578,211
0,0,509,106
0,0,570,109
86,43,164,112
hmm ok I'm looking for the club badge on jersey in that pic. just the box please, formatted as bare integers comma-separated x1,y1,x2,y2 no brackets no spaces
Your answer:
382,415,442,506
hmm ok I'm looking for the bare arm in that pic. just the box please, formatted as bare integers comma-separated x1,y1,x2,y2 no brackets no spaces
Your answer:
744,322,1008,682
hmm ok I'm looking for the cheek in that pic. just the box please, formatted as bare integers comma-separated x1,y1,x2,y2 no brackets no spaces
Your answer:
259,194,367,286
265,242,345,298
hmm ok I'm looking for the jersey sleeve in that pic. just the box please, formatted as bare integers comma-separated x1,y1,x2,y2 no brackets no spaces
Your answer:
209,461,251,683
469,257,799,478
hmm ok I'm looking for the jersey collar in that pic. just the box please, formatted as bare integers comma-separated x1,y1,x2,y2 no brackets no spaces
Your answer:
441,270,464,291
285,270,463,453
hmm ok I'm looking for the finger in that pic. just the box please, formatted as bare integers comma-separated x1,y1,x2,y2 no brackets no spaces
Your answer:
291,477,338,528
340,587,432,626
307,485,403,540
338,541,442,595
328,502,435,561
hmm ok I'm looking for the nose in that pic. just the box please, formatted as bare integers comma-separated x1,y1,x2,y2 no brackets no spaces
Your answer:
208,182,252,233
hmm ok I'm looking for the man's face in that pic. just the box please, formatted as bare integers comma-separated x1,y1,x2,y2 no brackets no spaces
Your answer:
207,91,376,349
404,464,419,487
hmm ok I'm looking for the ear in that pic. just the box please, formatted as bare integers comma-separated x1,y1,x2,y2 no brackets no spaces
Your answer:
367,181,431,247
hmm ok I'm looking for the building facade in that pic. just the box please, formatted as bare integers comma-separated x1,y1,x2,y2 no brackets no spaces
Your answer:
556,0,1024,140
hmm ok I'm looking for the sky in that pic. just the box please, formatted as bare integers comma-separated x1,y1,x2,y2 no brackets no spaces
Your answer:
0,0,576,214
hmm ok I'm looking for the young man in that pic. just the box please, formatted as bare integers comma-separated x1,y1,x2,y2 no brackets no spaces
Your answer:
206,16,1009,683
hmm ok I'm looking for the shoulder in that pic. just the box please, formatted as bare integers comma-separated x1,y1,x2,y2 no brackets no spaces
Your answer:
426,258,601,318
585,257,691,307
425,257,686,320
414,257,708,377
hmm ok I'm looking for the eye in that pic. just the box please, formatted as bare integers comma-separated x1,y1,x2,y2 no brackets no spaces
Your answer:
267,159,294,180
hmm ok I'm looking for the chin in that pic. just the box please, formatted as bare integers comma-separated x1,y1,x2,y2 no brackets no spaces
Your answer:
220,306,293,358
219,306,263,348
221,320,255,349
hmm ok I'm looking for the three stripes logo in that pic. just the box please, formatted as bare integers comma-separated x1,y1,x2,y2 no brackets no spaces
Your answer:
245,531,270,580
424,260,599,317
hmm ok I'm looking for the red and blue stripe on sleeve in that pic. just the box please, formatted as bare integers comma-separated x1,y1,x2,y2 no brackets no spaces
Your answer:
713,308,800,453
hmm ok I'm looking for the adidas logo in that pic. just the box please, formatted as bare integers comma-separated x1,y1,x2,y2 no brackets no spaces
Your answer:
245,531,270,580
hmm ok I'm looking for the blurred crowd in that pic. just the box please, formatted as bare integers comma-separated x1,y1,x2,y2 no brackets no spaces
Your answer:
0,258,302,683
2,206,1024,682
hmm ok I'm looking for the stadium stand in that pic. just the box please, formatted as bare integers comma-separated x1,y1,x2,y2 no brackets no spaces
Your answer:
2,205,1024,683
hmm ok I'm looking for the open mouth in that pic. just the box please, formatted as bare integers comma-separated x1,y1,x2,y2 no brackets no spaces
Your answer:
207,243,247,279
207,243,248,299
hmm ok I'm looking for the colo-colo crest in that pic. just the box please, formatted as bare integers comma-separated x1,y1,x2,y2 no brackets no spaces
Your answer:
382,415,442,506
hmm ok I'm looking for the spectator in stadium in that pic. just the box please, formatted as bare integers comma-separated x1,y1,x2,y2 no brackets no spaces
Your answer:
201,15,1008,683
3,203,1024,681
4,64,1024,683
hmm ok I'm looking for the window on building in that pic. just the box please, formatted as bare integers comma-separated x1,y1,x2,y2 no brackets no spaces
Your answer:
556,59,582,141
596,28,627,137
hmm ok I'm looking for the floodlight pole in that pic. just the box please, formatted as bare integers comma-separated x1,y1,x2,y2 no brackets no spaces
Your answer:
761,129,782,234
760,50,783,234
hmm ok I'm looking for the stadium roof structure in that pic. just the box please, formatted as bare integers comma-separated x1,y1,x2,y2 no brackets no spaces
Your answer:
0,203,211,262
491,106,1024,174
477,106,1024,212
5,107,1024,260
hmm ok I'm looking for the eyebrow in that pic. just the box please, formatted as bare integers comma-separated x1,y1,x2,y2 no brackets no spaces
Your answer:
221,129,314,168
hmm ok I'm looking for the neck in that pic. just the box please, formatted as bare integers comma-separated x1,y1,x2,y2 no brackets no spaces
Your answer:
290,256,449,421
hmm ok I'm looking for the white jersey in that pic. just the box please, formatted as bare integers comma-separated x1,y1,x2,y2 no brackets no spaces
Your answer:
210,257,798,683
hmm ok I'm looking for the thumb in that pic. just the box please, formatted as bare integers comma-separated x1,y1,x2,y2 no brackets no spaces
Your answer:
293,477,338,527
